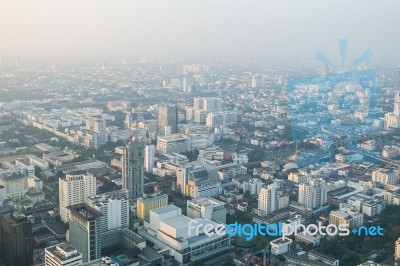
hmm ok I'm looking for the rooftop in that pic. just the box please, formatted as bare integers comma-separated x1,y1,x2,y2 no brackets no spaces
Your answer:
67,203,102,220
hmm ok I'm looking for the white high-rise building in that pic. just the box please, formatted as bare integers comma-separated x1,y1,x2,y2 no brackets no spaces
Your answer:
298,178,327,210
122,137,145,199
144,144,155,174
86,189,129,247
258,183,277,214
59,172,96,222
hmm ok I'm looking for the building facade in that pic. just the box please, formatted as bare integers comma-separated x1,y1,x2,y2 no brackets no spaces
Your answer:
59,172,96,222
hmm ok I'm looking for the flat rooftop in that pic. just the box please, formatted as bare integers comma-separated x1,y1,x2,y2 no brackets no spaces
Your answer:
151,205,180,215
67,203,102,220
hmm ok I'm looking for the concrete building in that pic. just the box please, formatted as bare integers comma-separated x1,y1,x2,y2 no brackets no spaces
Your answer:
298,178,327,210
157,134,191,154
157,104,178,136
122,138,145,199
139,205,230,264
45,242,83,266
270,237,292,255
0,212,33,266
0,171,28,200
372,168,398,185
137,193,168,222
59,171,96,222
329,210,363,229
144,144,155,174
258,183,277,214
187,197,226,223
68,204,102,263
86,115,107,146
29,155,49,170
86,190,129,248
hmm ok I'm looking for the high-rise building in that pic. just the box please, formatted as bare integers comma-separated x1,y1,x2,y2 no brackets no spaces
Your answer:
44,242,83,266
298,178,327,210
137,193,168,222
395,237,400,261
59,171,96,222
144,144,155,174
67,203,102,263
122,138,145,199
0,212,33,266
86,189,129,248
258,183,277,214
86,115,107,146
157,104,178,135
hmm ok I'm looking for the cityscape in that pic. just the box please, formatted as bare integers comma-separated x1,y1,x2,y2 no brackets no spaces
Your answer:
1,1,400,266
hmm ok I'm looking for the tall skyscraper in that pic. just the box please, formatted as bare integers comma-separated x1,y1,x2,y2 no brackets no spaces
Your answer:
144,144,155,174
122,137,145,199
157,104,178,135
0,212,33,266
258,182,277,214
59,171,96,222
298,178,327,209
68,204,102,263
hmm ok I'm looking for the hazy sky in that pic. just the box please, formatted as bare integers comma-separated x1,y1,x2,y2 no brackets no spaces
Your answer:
1,0,399,62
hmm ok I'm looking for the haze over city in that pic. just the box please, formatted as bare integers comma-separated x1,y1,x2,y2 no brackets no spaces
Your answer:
1,0,400,61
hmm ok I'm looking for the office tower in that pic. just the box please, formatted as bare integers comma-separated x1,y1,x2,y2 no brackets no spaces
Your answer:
45,242,83,266
68,204,102,263
394,92,400,116
59,172,96,222
187,197,226,223
395,238,400,261
122,137,145,199
298,178,327,209
137,193,168,222
86,190,129,247
258,183,277,214
86,115,107,145
157,104,178,135
144,144,155,174
0,212,33,266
